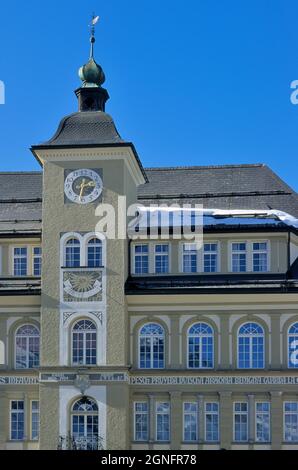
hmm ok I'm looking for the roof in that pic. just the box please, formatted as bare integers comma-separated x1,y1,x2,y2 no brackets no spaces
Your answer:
138,164,298,216
33,111,124,147
0,164,297,233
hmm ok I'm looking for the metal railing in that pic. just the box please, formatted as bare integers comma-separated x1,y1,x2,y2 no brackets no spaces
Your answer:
57,435,103,450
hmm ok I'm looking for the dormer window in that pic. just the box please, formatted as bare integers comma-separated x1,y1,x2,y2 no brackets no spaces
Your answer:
252,242,268,272
231,242,247,272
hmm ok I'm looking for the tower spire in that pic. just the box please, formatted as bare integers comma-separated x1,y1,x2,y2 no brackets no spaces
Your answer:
75,15,109,112
89,13,99,59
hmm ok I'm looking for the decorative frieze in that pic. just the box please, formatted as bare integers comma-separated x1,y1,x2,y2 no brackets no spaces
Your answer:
0,376,38,385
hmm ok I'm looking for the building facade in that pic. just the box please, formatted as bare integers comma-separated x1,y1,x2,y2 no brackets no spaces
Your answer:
1,33,298,451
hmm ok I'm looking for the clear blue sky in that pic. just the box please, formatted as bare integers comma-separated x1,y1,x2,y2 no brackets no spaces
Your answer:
0,0,298,190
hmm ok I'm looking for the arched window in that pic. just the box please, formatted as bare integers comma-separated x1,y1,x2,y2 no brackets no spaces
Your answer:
72,320,97,366
188,323,214,369
288,323,298,368
87,238,102,267
71,397,99,450
15,325,40,369
65,238,80,267
139,323,165,369
238,322,264,369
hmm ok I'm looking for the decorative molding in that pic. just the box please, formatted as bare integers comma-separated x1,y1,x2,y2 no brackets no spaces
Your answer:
62,269,102,303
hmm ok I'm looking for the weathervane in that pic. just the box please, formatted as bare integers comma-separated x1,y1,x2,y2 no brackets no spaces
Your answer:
89,13,100,59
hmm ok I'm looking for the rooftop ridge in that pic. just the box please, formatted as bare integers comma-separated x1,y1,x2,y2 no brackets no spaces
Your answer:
144,163,265,171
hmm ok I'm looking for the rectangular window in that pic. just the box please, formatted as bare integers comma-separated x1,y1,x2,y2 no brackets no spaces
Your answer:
33,247,42,276
204,243,218,272
13,247,27,276
205,402,219,442
183,244,197,273
255,402,270,442
10,400,25,440
156,402,170,441
284,402,298,442
31,401,39,440
252,242,268,272
134,402,148,441
155,245,169,274
234,402,248,442
134,245,149,274
183,402,198,441
231,243,246,272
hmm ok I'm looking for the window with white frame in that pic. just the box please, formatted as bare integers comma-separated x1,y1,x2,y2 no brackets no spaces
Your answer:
13,247,28,276
284,402,298,442
134,402,149,441
182,243,197,273
234,402,248,442
188,323,214,369
72,319,97,366
134,244,149,274
15,324,40,369
288,323,298,368
155,244,169,274
10,400,25,440
139,323,165,369
65,238,81,267
252,242,268,272
238,322,264,369
204,243,218,273
71,397,99,450
205,402,219,442
87,238,102,267
255,402,270,442
156,402,170,441
31,400,40,440
231,242,247,272
183,402,198,442
33,246,42,276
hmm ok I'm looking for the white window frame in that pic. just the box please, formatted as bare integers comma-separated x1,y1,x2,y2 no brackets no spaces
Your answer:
183,401,198,442
10,400,25,441
229,240,270,273
203,241,220,273
134,401,149,442
155,402,170,442
180,242,199,273
187,322,214,370
132,243,149,275
205,401,220,442
30,400,39,441
138,323,165,369
154,243,170,274
255,401,270,443
252,240,270,272
288,322,298,368
237,322,265,370
15,323,40,370
32,245,42,276
233,402,249,442
284,401,298,442
229,241,248,273
12,245,28,276
71,319,97,366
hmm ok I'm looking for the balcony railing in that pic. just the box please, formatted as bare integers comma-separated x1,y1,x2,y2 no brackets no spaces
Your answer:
57,435,103,451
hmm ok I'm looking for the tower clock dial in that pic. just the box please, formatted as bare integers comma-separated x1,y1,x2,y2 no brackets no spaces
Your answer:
64,169,103,204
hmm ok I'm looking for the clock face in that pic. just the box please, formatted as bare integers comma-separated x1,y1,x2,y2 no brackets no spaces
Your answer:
64,169,103,204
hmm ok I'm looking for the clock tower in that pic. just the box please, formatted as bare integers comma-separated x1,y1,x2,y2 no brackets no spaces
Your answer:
31,20,146,450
